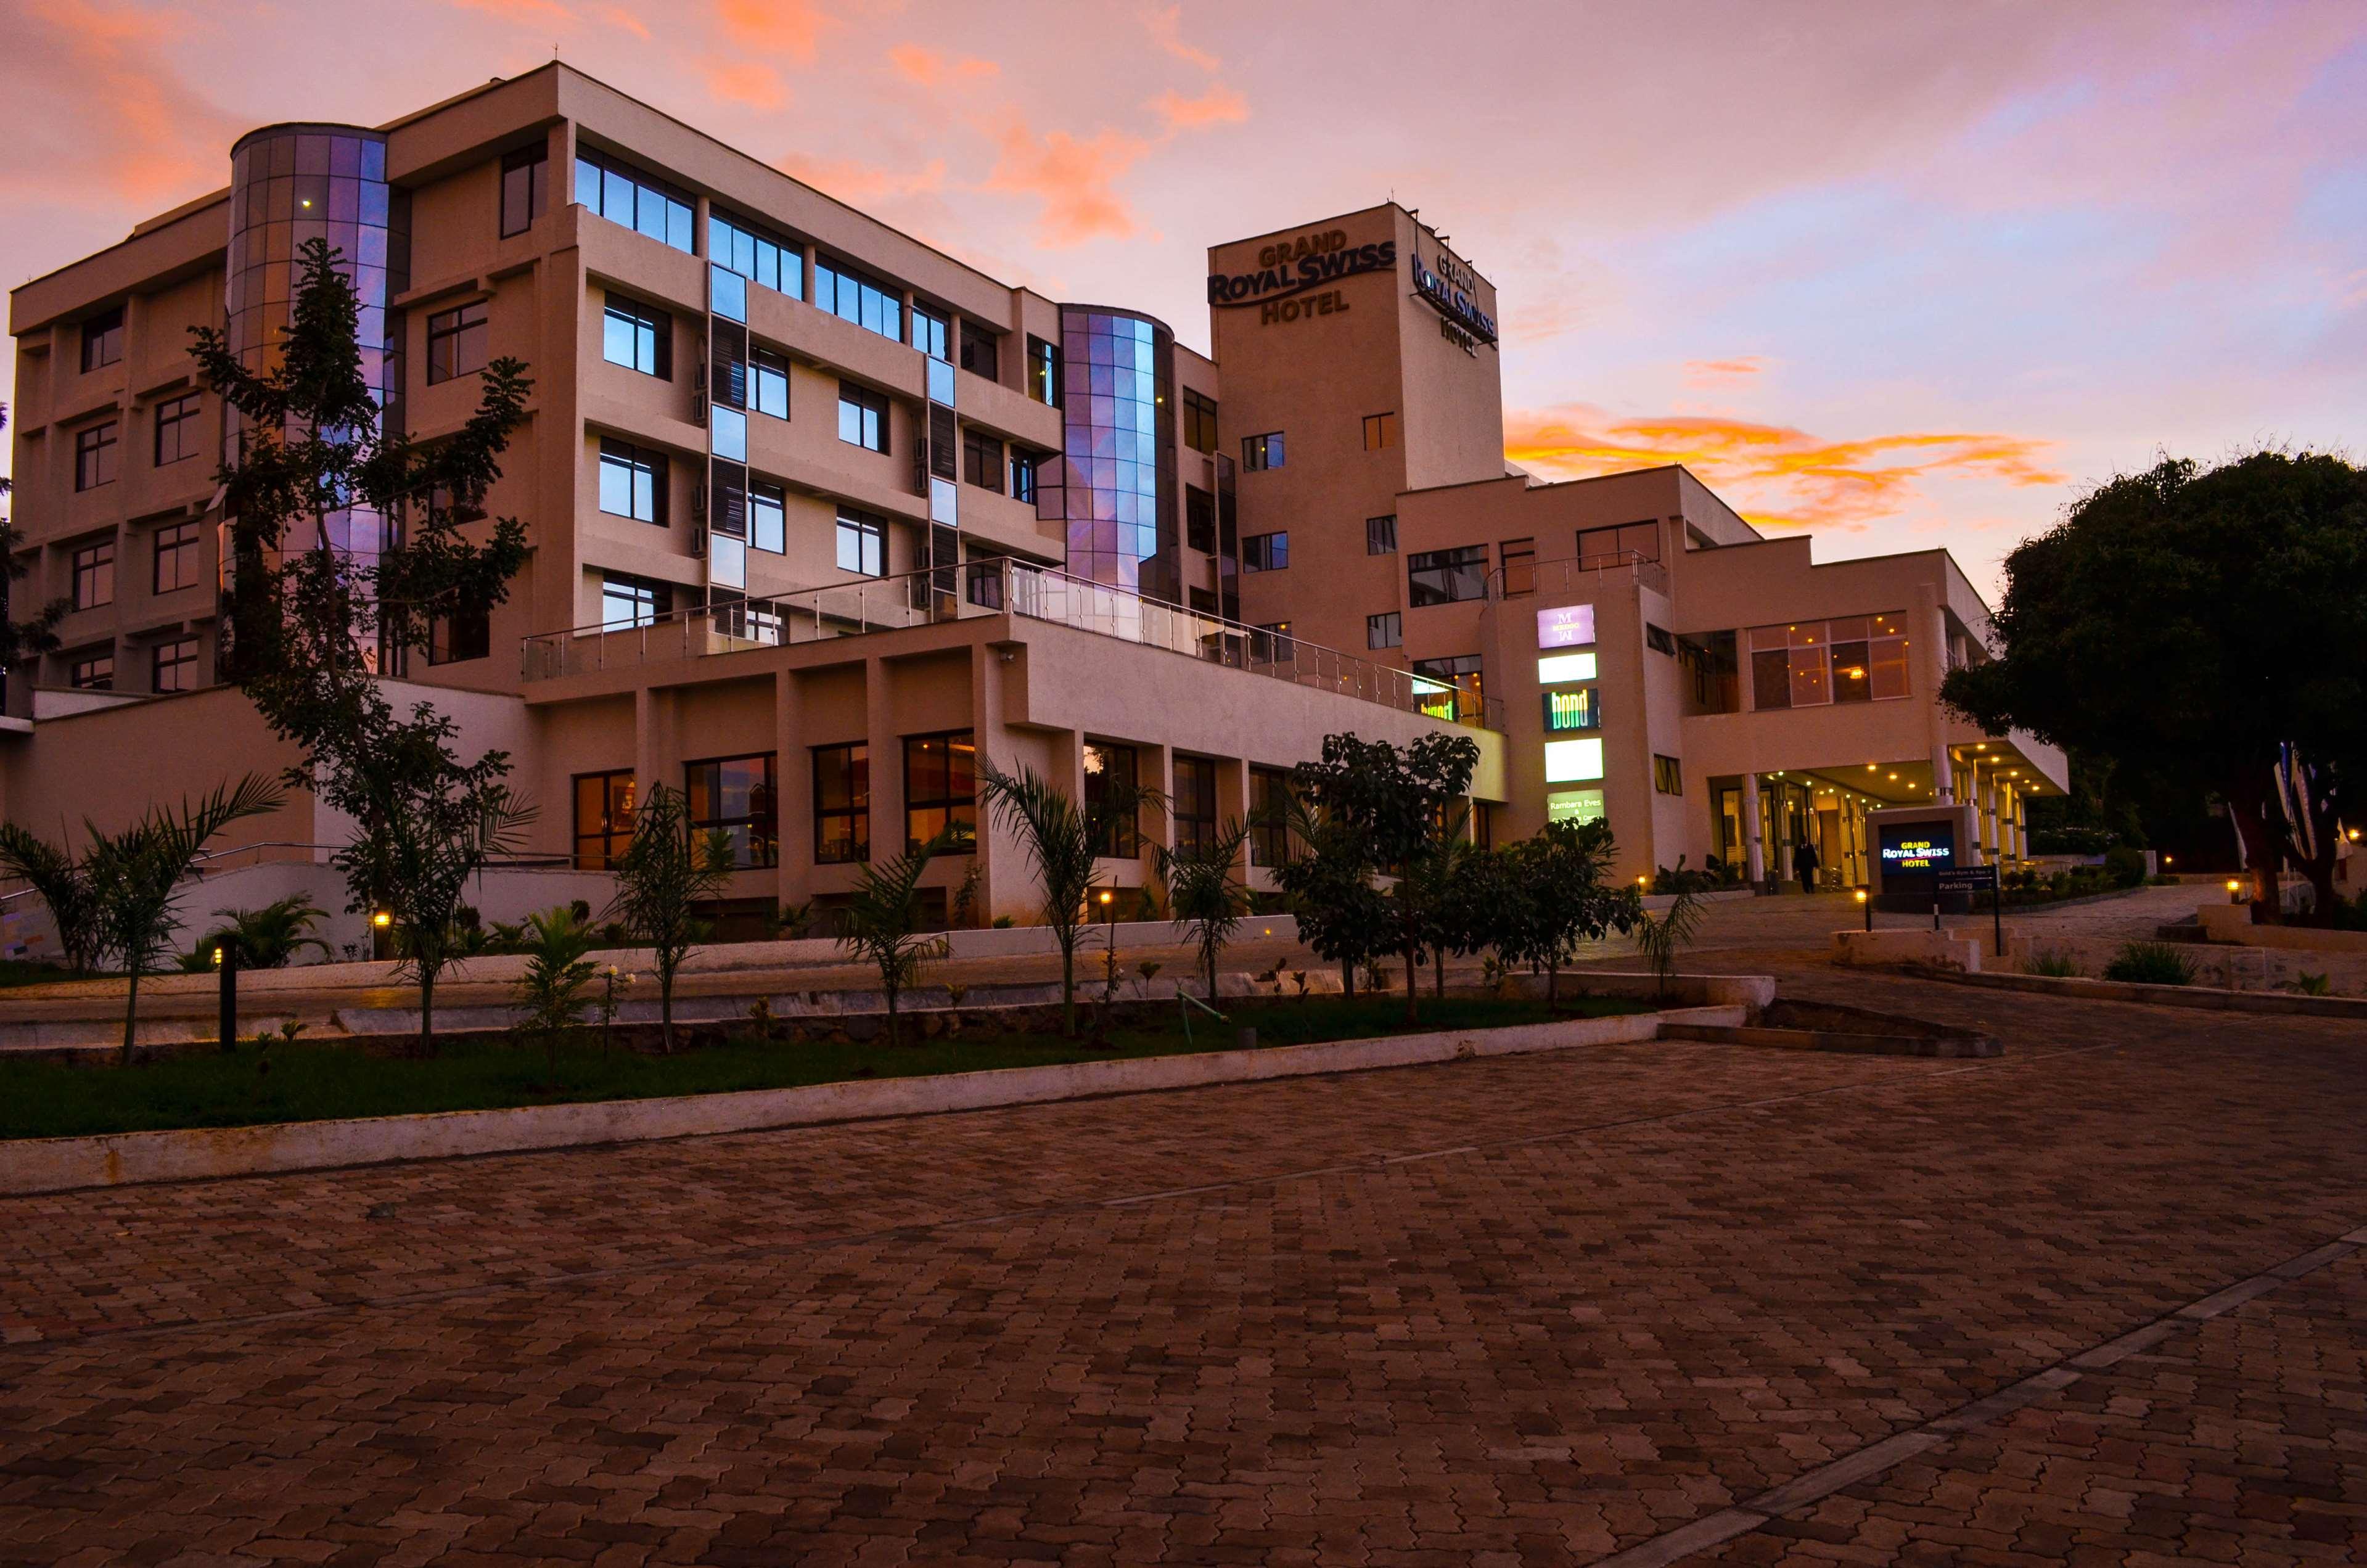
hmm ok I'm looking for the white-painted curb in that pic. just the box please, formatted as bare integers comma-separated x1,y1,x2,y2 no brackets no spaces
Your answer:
0,1004,1746,1197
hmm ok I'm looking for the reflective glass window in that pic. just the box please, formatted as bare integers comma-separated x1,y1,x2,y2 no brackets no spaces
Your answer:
597,438,667,525
601,294,670,377
152,520,201,594
600,573,671,630
153,393,202,466
72,540,115,609
73,422,118,490
835,509,885,576
425,300,488,383
836,383,888,453
1242,532,1287,572
750,480,786,554
80,308,123,372
686,752,779,869
572,770,636,869
752,347,789,419
813,743,869,864
573,150,695,255
1407,545,1487,606
814,257,903,344
709,208,802,299
499,143,547,237
903,731,977,852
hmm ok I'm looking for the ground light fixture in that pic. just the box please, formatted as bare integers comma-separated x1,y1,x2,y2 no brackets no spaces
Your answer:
2226,879,2243,902
1856,887,1871,932
372,911,392,927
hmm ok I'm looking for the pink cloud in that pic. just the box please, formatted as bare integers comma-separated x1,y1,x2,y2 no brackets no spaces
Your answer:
982,117,1150,246
1149,84,1247,132
713,0,833,62
887,44,998,88
704,59,789,110
1143,5,1218,72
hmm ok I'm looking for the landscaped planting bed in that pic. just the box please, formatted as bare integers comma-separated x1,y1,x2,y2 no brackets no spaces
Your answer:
0,995,1649,1141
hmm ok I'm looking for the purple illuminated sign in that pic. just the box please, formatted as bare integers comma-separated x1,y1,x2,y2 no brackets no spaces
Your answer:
1536,604,1596,649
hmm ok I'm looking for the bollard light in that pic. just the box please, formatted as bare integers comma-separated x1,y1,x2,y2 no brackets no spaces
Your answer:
372,910,392,928
2225,878,2242,903
211,943,225,967
1855,887,1871,932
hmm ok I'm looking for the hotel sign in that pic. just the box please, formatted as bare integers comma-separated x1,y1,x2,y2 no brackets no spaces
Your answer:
1877,823,1957,892
1410,248,1498,345
1207,228,1398,315
1536,604,1595,649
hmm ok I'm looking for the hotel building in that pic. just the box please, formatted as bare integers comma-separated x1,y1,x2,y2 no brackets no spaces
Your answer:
2,64,2062,941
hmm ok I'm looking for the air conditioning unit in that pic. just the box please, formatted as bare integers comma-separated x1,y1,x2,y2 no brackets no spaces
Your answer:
691,483,707,523
689,524,708,559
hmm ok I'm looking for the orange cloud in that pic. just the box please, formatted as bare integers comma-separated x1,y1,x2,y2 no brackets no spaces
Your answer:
778,152,948,204
1144,4,1220,72
446,0,573,22
0,0,240,210
596,4,650,37
888,44,998,86
1504,404,2064,531
715,0,833,62
982,117,1150,245
704,58,789,110
1149,84,1247,131
1683,355,1767,385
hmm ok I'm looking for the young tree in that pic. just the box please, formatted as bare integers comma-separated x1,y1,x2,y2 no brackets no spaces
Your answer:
976,758,1154,1036
75,775,282,1062
1497,817,1640,1010
605,783,734,1054
188,892,332,970
1629,889,1704,1003
1272,791,1390,999
0,405,70,699
1156,816,1255,1001
514,905,599,1073
190,238,537,1043
836,829,958,1047
0,824,108,974
1944,452,2367,922
1286,732,1481,1021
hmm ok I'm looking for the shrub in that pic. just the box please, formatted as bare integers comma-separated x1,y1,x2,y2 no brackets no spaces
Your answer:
2026,950,2082,978
2102,846,2148,888
2102,941,2196,986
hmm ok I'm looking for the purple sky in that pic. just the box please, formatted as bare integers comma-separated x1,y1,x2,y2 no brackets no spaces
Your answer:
7,0,2363,594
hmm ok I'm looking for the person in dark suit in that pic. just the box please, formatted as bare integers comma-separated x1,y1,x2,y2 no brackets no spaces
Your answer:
1794,837,1821,893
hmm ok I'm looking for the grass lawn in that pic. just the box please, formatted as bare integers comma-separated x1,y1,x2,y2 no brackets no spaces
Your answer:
0,994,1647,1141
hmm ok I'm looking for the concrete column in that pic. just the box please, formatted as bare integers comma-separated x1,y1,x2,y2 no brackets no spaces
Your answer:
1742,770,1766,885
863,655,900,861
1918,585,1953,802
633,684,675,812
776,669,808,909
1985,777,2002,863
968,645,1011,923
1220,755,1252,880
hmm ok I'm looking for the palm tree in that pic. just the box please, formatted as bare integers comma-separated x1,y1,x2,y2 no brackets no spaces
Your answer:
76,774,284,1062
976,759,1157,1037
0,824,107,974
514,905,598,1073
605,784,734,1054
836,829,956,1047
1155,818,1255,1003
1630,889,1705,1003
191,893,332,969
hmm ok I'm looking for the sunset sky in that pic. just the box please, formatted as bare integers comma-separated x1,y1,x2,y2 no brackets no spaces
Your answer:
6,0,2364,594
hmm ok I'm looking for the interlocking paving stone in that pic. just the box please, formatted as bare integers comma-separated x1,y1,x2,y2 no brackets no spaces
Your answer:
3,964,2364,1566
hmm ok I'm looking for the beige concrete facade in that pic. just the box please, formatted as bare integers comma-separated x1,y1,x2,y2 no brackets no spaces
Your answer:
6,64,2056,924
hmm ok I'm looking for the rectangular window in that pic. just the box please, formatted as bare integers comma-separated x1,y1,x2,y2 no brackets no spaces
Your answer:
81,308,124,372
1186,486,1216,552
152,519,200,594
958,321,999,381
1241,431,1285,471
427,604,491,664
1646,623,1676,655
1084,741,1139,857
573,149,695,253
151,636,199,693
811,743,870,864
1026,334,1060,405
1249,766,1290,867
1747,617,1910,710
499,142,548,238
600,572,671,630
572,769,636,869
835,507,885,577
1577,520,1662,566
74,422,118,491
911,303,950,361
837,382,888,453
601,294,670,378
69,652,113,690
1250,621,1291,662
903,731,977,852
1173,755,1218,854
751,345,789,420
1365,514,1398,555
1009,449,1038,504
1499,537,1535,596
597,438,668,525
709,207,802,299
153,393,202,466
1362,411,1398,451
1182,388,1219,454
962,426,1004,492
1653,753,1683,795
1413,655,1483,721
813,256,903,344
1407,544,1488,606
425,301,488,384
686,753,779,870
71,540,114,609
1366,612,1401,651
750,479,786,554
1242,532,1288,572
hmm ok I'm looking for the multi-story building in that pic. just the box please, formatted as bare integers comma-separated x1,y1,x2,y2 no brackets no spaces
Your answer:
1,64,2060,949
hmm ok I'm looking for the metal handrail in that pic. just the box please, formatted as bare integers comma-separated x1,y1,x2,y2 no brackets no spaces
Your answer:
1487,549,1670,601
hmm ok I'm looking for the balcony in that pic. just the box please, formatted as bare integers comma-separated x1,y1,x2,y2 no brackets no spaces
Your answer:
1491,549,1670,601
522,558,1501,729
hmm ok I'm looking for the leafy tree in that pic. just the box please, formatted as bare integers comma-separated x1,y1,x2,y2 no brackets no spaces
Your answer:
0,824,107,974
0,405,69,694
1944,452,2367,922
189,237,536,1046
186,892,332,970
11,775,283,1062
1398,805,1482,1000
1272,792,1390,999
1284,732,1480,1020
837,829,958,1047
605,783,734,1054
514,905,598,1073
1495,817,1639,1009
976,758,1155,1036
1155,816,1255,1001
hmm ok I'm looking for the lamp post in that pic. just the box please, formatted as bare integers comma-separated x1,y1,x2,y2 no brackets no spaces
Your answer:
214,941,238,1052
1855,887,1871,932
1099,889,1117,988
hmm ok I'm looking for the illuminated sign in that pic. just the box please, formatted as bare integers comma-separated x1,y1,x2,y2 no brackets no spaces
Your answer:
1543,738,1604,784
1537,652,1597,684
1876,822,1958,889
1536,604,1595,649
1545,789,1605,824
1208,229,1398,308
1543,689,1598,731
1409,250,1499,343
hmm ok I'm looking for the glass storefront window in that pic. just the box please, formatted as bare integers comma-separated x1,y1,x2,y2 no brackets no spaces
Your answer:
1747,614,1909,709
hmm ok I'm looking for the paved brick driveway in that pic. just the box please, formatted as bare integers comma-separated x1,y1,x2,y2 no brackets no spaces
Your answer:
3,968,2363,1566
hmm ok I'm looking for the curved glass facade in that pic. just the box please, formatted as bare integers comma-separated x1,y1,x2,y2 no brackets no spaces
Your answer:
1046,306,1176,599
223,125,409,570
